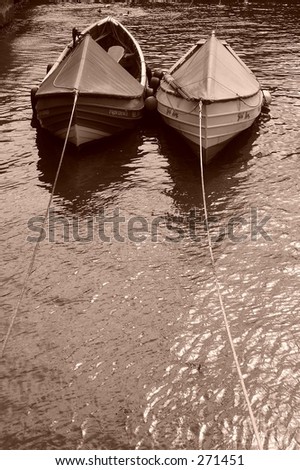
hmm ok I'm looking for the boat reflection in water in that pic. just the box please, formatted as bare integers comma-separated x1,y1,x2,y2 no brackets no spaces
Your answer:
35,125,145,215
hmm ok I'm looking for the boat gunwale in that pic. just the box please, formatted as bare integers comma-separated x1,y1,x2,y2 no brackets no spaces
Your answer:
36,90,145,100
157,83,262,104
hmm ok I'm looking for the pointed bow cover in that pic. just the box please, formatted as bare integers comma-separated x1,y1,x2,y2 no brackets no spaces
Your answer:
36,34,144,98
171,34,260,102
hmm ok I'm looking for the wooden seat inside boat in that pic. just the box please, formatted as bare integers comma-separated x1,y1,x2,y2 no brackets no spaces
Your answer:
108,45,125,63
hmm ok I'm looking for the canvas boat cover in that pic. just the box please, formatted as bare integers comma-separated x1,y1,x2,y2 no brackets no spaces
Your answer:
37,34,143,98
169,33,260,102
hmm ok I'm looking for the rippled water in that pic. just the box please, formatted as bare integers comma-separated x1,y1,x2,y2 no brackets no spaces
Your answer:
1,0,300,450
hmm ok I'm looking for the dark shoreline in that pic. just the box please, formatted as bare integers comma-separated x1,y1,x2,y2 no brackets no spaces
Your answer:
0,0,29,28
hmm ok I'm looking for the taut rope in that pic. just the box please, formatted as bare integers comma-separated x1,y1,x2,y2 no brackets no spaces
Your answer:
198,101,263,450
1,90,79,358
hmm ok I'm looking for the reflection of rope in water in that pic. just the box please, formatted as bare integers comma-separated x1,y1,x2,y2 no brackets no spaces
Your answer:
198,101,263,451
1,91,79,358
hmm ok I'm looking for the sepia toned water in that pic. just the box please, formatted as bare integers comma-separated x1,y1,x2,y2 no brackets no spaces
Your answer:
0,0,300,450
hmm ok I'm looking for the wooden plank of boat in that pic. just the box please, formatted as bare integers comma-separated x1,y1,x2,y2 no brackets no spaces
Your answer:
156,32,264,164
33,17,147,147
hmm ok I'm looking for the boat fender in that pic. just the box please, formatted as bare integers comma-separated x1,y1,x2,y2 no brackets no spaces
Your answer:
149,76,160,92
46,63,53,74
153,69,164,80
30,87,39,128
30,87,38,111
145,96,157,112
262,90,272,106
146,64,152,83
146,87,154,98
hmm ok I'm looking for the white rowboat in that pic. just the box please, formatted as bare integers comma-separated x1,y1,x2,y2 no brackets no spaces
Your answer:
156,32,264,164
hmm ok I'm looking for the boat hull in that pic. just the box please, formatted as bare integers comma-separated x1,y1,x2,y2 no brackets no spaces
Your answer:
36,93,144,146
157,90,263,163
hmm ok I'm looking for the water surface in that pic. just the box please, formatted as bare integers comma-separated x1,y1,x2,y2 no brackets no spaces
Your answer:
0,0,300,450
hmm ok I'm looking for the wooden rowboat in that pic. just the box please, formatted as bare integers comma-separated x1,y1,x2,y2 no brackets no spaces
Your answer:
33,17,147,147
156,32,265,164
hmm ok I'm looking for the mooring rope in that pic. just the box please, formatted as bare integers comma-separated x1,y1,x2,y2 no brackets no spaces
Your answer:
1,90,79,358
198,101,263,450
